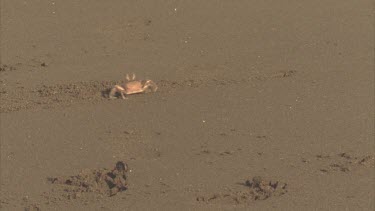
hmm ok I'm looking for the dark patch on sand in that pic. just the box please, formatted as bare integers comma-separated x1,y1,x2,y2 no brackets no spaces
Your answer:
314,153,374,173
47,161,129,198
197,176,287,204
0,64,17,72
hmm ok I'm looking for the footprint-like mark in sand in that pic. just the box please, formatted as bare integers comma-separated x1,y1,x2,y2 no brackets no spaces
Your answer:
45,161,129,205
197,176,287,204
315,153,374,173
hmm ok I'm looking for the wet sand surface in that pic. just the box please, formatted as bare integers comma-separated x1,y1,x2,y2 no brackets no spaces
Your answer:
1,1,374,210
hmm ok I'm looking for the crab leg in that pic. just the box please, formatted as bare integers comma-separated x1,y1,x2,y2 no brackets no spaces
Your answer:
143,80,158,92
109,85,128,99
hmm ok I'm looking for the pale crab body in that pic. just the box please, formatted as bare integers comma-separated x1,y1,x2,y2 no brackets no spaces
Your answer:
109,73,157,99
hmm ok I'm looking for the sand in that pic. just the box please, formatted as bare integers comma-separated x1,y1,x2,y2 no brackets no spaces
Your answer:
1,0,374,210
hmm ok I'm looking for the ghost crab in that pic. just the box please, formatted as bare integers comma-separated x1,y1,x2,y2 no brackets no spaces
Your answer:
109,73,158,99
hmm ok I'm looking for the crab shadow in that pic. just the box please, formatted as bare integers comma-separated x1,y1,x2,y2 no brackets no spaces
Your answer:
101,88,112,98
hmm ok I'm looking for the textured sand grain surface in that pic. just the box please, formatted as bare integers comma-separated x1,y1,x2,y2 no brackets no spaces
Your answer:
1,1,374,210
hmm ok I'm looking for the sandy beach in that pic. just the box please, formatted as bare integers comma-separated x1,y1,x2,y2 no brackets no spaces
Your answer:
1,1,374,210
